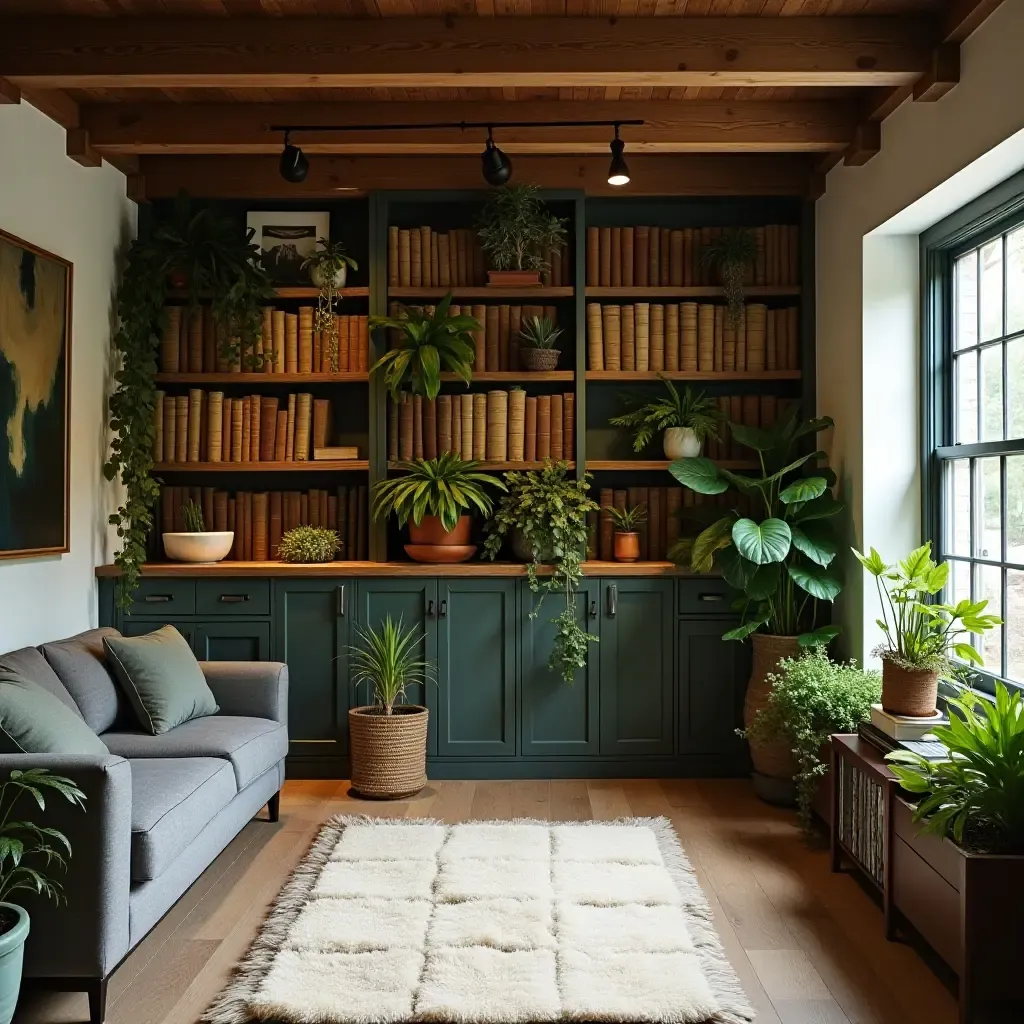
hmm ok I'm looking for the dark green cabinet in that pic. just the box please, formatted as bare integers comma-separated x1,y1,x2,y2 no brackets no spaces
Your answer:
121,617,198,649
599,579,674,756
520,580,600,757
195,621,270,662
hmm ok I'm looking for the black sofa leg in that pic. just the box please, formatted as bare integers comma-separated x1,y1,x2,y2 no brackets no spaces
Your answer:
87,978,108,1024
266,791,281,823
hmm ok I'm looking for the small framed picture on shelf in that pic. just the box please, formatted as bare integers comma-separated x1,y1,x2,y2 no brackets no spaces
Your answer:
246,210,330,286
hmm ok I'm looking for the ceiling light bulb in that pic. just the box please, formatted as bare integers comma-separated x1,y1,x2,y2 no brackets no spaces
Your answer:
279,133,309,184
607,128,630,187
481,132,513,187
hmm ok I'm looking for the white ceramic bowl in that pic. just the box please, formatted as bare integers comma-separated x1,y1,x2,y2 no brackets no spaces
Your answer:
663,426,702,459
162,532,234,563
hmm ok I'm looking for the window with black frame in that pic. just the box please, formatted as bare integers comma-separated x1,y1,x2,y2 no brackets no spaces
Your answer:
928,202,1024,691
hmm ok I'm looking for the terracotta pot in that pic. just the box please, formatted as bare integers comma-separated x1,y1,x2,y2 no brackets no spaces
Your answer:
404,543,476,564
520,347,560,371
881,660,939,717
614,532,640,562
745,634,801,783
348,705,428,800
488,270,542,287
167,268,188,289
407,514,471,547
663,426,702,460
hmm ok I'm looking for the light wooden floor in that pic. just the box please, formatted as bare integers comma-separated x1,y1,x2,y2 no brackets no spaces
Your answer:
16,779,958,1024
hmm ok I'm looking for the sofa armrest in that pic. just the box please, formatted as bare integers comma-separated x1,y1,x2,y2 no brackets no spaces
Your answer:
0,754,132,980
200,661,289,726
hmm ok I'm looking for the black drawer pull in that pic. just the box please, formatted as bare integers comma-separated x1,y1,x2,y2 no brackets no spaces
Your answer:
143,595,172,603
439,599,448,618
607,584,617,617
427,599,435,617
589,600,598,619
337,584,346,617
218,594,250,604
698,593,724,602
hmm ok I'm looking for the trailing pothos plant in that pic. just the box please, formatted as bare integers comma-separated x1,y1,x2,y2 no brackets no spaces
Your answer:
669,407,844,645
483,462,599,683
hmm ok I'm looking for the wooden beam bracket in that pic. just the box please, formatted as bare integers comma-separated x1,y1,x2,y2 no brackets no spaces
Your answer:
843,122,881,167
913,44,961,103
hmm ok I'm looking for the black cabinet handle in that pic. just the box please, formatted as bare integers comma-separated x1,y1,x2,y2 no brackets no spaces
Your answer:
698,593,724,602
589,599,598,619
607,584,617,617
427,599,435,617
218,594,250,604
439,599,448,618
143,595,172,603
336,584,346,617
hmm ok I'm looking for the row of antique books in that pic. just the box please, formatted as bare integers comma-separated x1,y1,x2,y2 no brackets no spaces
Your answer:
388,390,575,463
385,302,560,373
159,305,369,375
586,302,800,373
158,485,368,561
153,391,341,464
386,226,571,288
707,395,794,462
585,224,800,289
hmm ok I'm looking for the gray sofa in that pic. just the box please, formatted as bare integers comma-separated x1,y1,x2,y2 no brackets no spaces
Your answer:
0,627,288,1024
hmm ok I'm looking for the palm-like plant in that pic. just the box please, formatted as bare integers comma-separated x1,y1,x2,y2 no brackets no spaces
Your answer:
610,378,722,452
349,616,434,715
519,316,563,351
369,294,479,400
372,453,507,532
607,504,647,533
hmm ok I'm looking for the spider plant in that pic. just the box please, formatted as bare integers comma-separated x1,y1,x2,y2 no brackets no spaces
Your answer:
349,616,434,715
369,293,479,400
181,499,206,533
371,453,507,532
609,378,722,453
519,316,563,350
607,504,647,533
302,238,359,370
700,227,759,328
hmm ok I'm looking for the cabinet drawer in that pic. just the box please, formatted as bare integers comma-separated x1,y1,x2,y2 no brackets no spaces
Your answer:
677,578,734,615
128,579,195,617
197,579,271,617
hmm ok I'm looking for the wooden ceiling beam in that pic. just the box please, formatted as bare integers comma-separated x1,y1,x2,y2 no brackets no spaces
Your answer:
944,0,1007,44
0,16,934,89
138,153,814,199
0,77,19,104
81,99,857,156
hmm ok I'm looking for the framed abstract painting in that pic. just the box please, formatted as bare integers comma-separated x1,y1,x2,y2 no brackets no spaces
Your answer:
0,229,72,558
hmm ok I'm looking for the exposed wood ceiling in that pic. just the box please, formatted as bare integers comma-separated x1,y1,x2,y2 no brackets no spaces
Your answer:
0,0,1005,199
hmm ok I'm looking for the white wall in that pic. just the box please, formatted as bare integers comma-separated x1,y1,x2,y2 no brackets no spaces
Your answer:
0,101,135,651
816,1,1024,665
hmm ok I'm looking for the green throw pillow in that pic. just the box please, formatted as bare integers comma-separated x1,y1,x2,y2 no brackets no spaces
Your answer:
0,673,109,755
104,625,219,736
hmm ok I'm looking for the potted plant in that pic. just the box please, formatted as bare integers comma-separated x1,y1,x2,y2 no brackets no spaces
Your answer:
853,543,1001,717
477,184,567,287
744,647,881,822
484,461,599,682
302,238,359,372
348,616,434,800
518,315,563,371
277,526,342,563
669,407,844,796
0,768,85,1024
609,377,722,459
699,227,758,329
161,499,233,564
369,294,479,400
607,504,647,563
372,453,507,563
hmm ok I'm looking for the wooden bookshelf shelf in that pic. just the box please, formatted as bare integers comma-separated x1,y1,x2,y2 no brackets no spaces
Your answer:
389,287,573,300
153,460,369,473
154,372,369,384
586,460,758,471
438,371,574,383
166,286,369,300
388,461,574,472
586,370,801,382
584,286,800,299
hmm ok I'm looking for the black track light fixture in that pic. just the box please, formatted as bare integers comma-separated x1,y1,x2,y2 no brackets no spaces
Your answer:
607,124,630,187
279,131,309,184
481,128,513,187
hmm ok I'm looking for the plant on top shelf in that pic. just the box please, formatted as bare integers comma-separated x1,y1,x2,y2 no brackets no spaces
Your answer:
853,542,1001,718
277,526,341,564
483,461,599,683
372,453,507,563
607,504,647,563
518,315,564,372
368,294,479,400
609,377,722,460
700,227,759,329
301,238,359,372
477,184,568,286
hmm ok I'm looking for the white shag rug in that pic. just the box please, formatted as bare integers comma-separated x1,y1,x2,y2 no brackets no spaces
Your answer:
204,816,754,1024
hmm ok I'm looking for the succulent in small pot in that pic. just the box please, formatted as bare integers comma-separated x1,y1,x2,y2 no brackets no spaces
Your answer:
518,315,563,372
853,542,1002,717
162,499,233,563
277,525,342,564
699,227,759,329
607,504,647,563
609,377,722,459
301,238,359,372
477,184,567,287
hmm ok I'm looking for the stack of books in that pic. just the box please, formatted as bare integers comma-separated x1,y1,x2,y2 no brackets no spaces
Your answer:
858,704,949,761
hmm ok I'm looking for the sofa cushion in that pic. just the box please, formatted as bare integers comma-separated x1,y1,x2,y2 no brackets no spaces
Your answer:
0,647,82,717
103,716,287,790
42,628,133,734
103,625,219,735
129,757,236,882
0,673,109,755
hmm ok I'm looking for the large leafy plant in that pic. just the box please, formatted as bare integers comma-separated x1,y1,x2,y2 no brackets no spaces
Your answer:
477,184,567,273
372,454,507,532
853,543,1001,672
349,616,434,715
887,683,1024,853
483,462,599,683
610,378,722,453
670,408,843,644
369,294,478,400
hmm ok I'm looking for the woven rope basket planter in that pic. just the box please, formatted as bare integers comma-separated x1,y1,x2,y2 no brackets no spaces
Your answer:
881,662,939,718
348,705,429,800
745,634,801,781
520,347,560,371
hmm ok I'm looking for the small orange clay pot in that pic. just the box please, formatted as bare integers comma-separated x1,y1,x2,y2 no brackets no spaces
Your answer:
488,270,542,287
407,514,472,547
614,531,640,562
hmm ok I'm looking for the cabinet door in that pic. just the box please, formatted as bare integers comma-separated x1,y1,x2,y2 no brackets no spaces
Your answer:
274,580,350,759
195,621,271,662
436,579,516,757
677,618,750,756
599,579,674,756
354,579,438,756
520,580,600,757
120,618,198,650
